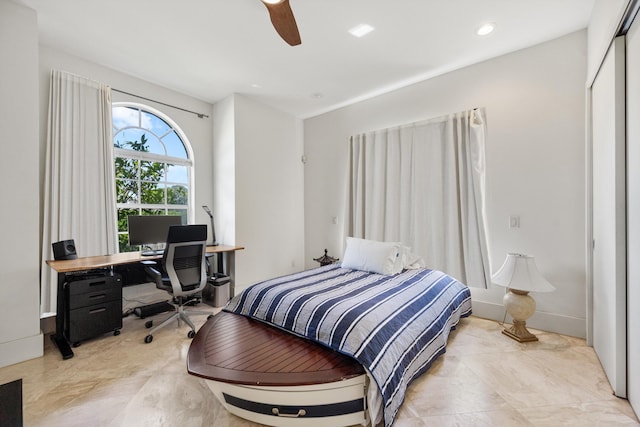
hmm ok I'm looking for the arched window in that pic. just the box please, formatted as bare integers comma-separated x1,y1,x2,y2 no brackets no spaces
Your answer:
112,103,193,252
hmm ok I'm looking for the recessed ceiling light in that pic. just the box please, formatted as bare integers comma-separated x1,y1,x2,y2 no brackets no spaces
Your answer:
310,92,323,99
261,0,284,4
349,23,375,38
477,23,496,36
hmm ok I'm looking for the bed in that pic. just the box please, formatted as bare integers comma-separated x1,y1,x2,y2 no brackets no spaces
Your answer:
188,239,472,427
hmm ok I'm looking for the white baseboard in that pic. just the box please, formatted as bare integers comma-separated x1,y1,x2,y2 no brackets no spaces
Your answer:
0,332,43,369
471,300,587,339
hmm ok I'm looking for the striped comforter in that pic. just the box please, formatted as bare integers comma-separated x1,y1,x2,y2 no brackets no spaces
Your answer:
225,264,472,426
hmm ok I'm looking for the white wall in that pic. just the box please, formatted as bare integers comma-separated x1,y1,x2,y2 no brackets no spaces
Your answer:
304,31,587,338
213,96,236,246
221,94,305,292
0,0,43,368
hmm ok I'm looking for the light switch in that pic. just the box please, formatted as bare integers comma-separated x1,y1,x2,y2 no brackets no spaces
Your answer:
509,215,520,229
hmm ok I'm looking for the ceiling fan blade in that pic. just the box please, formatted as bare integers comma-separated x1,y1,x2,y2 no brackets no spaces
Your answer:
261,0,301,46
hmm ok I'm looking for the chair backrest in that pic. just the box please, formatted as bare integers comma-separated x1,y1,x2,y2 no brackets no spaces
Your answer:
162,224,208,297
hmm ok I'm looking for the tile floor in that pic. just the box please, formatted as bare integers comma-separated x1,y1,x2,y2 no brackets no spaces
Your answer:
1,309,638,426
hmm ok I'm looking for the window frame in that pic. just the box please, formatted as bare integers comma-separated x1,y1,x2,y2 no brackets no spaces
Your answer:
112,102,196,251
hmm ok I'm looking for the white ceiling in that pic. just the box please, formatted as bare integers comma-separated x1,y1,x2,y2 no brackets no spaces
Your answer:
19,0,594,119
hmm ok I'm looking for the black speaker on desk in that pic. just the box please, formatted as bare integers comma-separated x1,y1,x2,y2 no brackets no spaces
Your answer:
52,239,77,260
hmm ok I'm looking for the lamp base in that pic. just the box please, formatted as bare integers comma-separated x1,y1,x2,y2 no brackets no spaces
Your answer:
502,320,538,342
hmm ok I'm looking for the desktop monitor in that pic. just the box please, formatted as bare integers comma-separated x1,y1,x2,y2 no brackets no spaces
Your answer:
127,215,182,248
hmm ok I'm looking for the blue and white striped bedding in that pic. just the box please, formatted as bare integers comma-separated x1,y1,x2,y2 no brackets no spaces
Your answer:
225,264,472,426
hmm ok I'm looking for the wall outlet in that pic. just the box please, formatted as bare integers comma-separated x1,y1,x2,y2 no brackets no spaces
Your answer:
509,215,520,229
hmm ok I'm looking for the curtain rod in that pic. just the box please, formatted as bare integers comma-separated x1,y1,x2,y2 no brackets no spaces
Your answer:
111,88,210,119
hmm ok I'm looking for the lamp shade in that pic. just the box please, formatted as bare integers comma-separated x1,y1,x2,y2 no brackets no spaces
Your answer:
492,253,555,293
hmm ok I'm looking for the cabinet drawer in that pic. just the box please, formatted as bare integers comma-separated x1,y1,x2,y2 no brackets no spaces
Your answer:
67,275,120,296
66,300,122,344
68,285,121,310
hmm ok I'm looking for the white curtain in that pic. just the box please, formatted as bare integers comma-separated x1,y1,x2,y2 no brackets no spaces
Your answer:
344,109,490,288
40,70,118,315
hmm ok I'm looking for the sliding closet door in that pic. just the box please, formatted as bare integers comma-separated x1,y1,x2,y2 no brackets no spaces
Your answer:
590,36,627,398
627,16,640,411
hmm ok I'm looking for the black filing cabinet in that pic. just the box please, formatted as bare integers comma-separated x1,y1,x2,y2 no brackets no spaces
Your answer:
65,272,122,346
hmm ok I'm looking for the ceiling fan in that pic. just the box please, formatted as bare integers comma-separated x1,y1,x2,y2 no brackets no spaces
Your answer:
260,0,301,46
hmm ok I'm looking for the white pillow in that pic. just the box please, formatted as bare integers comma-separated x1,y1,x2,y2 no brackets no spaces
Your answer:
341,237,403,275
401,246,426,270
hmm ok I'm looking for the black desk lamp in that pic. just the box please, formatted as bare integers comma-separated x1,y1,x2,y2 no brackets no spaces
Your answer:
202,205,218,246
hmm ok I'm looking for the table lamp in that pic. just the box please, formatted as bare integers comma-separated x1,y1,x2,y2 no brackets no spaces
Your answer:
492,253,555,342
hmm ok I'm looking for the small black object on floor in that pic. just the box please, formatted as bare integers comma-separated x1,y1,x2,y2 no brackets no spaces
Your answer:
133,301,175,319
0,378,22,427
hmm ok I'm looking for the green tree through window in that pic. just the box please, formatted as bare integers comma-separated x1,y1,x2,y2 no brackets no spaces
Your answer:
113,104,193,252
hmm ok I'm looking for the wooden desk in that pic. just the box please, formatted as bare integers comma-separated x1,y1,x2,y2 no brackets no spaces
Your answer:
46,245,244,360
46,245,244,272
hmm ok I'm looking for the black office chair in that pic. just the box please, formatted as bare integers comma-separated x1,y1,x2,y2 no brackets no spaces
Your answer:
142,224,212,343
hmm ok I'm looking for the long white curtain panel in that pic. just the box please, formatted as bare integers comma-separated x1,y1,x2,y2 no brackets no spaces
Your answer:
344,109,490,288
40,70,118,315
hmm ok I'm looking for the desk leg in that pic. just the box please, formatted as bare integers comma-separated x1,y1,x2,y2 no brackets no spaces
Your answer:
217,252,224,280
51,272,73,360
227,251,236,298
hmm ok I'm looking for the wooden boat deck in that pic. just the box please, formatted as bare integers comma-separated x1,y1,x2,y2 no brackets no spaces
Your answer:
187,311,364,386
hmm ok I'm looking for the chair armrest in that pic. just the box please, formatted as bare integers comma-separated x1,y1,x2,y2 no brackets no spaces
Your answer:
141,261,163,288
